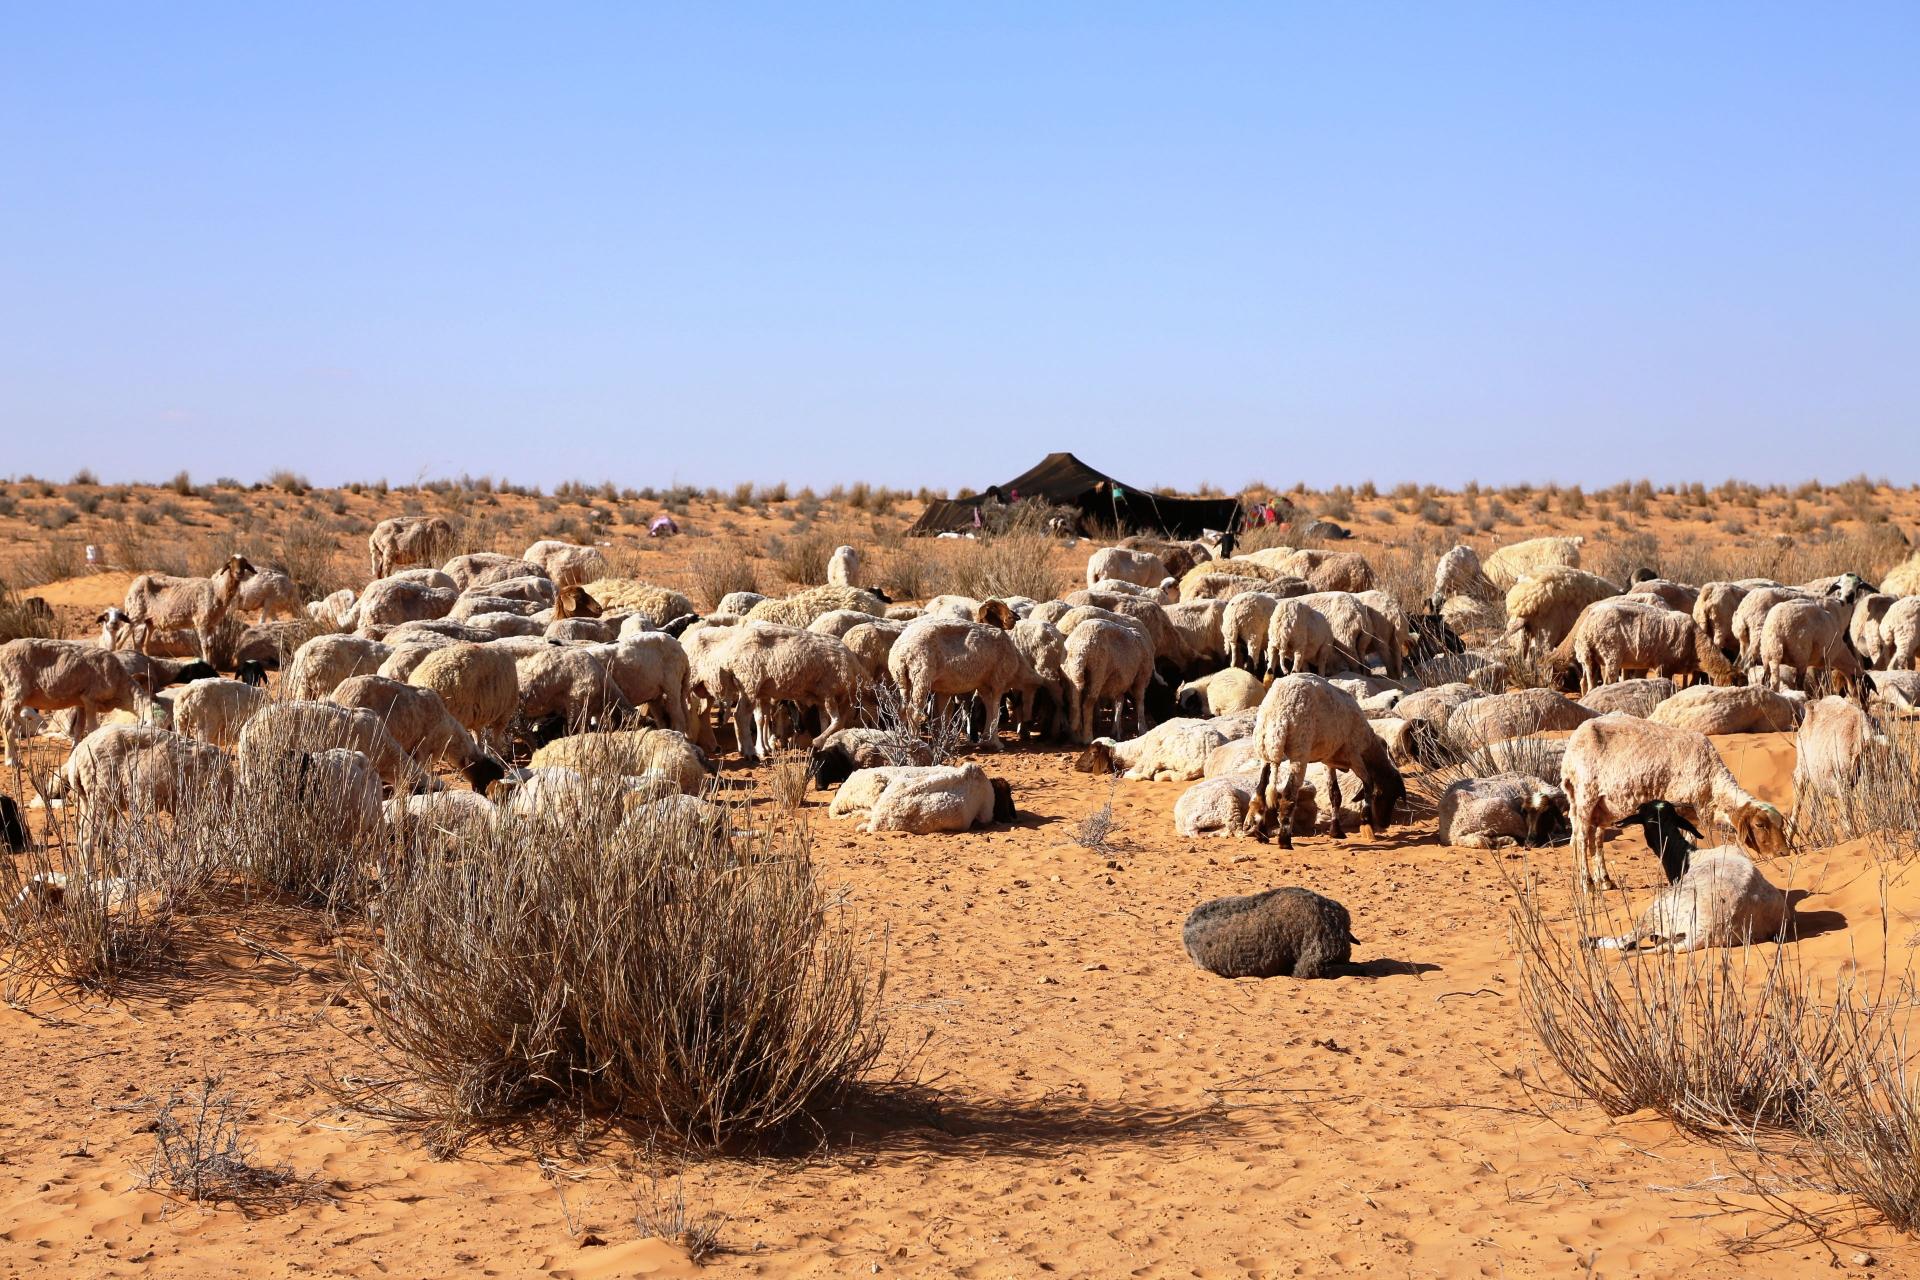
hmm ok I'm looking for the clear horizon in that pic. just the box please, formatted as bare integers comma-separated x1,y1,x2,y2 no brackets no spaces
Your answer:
5,5,1916,491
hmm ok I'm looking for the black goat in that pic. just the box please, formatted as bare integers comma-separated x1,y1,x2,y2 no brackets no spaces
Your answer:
1622,800,1704,883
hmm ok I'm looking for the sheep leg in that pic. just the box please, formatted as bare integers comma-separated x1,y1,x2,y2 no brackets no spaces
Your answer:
1,706,18,767
976,684,1004,750
1274,763,1303,850
1132,672,1153,737
732,699,760,763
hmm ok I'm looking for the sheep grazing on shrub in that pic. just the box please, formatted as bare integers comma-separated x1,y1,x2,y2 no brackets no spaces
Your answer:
1182,886,1357,979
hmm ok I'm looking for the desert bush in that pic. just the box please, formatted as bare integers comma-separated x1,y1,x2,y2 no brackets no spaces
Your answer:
1789,717,1920,859
772,532,835,587
687,549,759,610
348,777,888,1147
14,537,84,586
879,539,939,601
945,532,1065,602
143,1076,326,1209
0,574,56,643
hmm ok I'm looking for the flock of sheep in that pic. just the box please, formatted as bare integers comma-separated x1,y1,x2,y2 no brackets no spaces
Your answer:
5,511,1920,972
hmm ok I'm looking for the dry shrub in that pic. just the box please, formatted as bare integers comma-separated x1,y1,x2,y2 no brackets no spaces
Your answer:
347,777,888,1147
773,532,836,587
1790,716,1920,859
144,1076,328,1211
16,537,85,586
687,549,759,610
767,748,813,809
859,678,969,764
879,539,940,601
1403,725,1560,819
945,532,1065,602
0,574,56,643
229,742,394,914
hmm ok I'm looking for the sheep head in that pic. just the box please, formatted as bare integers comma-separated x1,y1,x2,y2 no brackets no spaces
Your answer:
1367,768,1406,837
1072,740,1118,775
1736,802,1789,858
989,777,1016,823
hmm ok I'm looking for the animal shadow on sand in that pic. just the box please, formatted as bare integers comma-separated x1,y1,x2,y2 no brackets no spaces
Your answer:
1329,957,1440,978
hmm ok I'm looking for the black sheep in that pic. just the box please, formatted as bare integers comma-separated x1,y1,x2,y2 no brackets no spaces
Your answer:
1183,886,1357,980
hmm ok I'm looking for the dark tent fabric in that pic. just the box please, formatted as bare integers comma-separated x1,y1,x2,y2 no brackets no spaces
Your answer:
907,452,1242,539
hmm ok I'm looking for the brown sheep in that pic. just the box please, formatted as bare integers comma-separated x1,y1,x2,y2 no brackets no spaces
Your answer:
1182,886,1357,979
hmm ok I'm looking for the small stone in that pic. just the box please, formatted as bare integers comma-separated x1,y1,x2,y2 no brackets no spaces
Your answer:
1851,1252,1875,1268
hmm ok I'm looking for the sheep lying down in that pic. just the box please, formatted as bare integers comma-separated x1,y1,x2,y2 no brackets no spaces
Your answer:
827,764,1015,834
1183,886,1357,979
1590,848,1798,954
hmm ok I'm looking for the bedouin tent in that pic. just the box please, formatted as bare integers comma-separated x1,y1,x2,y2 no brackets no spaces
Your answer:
906,452,1242,539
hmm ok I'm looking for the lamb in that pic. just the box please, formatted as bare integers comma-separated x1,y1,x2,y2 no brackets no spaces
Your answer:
1175,667,1265,718
284,634,394,701
1591,848,1797,954
522,539,609,589
1503,567,1620,659
1793,695,1882,800
515,647,636,736
2,639,159,765
1061,618,1155,745
1560,714,1789,888
1446,688,1597,748
826,544,862,588
806,727,936,786
717,623,859,761
1087,547,1169,590
347,578,460,633
328,675,505,791
1263,597,1338,677
1579,677,1678,719
856,764,1016,834
527,728,713,796
1222,592,1283,672
369,516,454,579
1242,674,1405,847
235,567,303,623
172,677,269,748
1482,535,1584,591
236,700,422,791
120,554,257,660
1436,773,1568,849
1182,886,1356,980
50,723,235,825
1876,595,1920,670
1430,544,1498,609
1759,598,1863,691
1073,717,1228,782
888,618,1036,751
1648,684,1801,735
745,585,889,628
1173,776,1256,837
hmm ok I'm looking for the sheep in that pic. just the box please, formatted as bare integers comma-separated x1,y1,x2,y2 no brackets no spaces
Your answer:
923,595,984,621
172,677,269,748
1242,674,1405,847
1181,572,1267,602
1087,547,1169,590
1164,600,1229,666
1173,776,1255,837
1693,581,1773,659
841,620,907,685
1263,598,1338,677
806,728,936,787
717,624,859,761
1730,585,1810,670
1175,667,1265,718
1849,593,1899,669
1759,598,1863,691
1270,549,1375,594
745,585,889,628
1115,537,1201,580
442,553,543,590
1447,688,1597,748
1430,544,1498,609
1882,553,1920,598
385,789,499,840
527,728,713,796
329,674,505,791
1793,695,1882,801
236,700,421,791
307,587,358,630
717,591,768,616
1648,684,1801,735
1086,577,1171,603
1327,673,1406,711
1877,595,1920,669
390,642,515,751
49,723,235,825
1061,592,1195,671
1393,682,1485,733
582,580,698,628
1560,713,1789,889
1222,592,1283,672
1591,848,1797,954
826,544,862,588
1503,567,1620,659
515,647,635,737
857,763,1016,834
2,639,160,765
449,592,541,623
1868,669,1920,710
592,634,691,735
1436,773,1568,849
1552,598,1733,693
1204,734,1264,780
348,578,460,634
120,554,257,660
1282,592,1400,678
369,516,454,579
384,618,494,646
1061,618,1155,746
1367,716,1444,767
826,766,918,820
468,575,556,609
1624,577,1699,614
888,618,1035,752
1073,717,1227,782
284,634,393,701
235,567,303,623
808,608,881,641
1482,535,1583,591
489,766,677,822
545,617,616,644
522,540,609,589
1579,677,1678,719
1009,617,1070,738
1182,886,1356,979
885,605,925,623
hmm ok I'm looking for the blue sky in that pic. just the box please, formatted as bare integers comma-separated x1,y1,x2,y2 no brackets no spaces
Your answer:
3,4,1916,491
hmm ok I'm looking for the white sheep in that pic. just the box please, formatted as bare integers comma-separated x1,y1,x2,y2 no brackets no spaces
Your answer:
235,567,303,623
1173,775,1255,837
1221,592,1283,672
441,553,541,590
50,723,235,826
284,634,394,701
717,623,858,761
842,763,1015,834
404,642,519,750
307,587,358,630
827,545,862,589
522,539,609,589
1849,593,1898,669
590,634,691,735
1482,535,1583,591
1174,667,1265,718
121,554,258,660
369,516,454,579
1061,617,1155,745
528,728,713,796
1263,597,1338,677
1552,598,1732,693
172,677,269,749
1729,585,1809,670
236,700,423,791
329,674,505,791
888,618,1036,752
1074,716,1228,782
1648,684,1800,735
1243,674,1405,847
1885,595,1920,670
1086,546,1169,590
348,578,460,634
1503,567,1620,659
1591,849,1796,954
1793,695,1882,800
1436,773,1567,849
1579,677,1678,719
2,639,160,765
515,647,635,734
1759,598,1862,691
1560,714,1788,889
1430,544,1497,608
1447,688,1597,748
744,586,888,628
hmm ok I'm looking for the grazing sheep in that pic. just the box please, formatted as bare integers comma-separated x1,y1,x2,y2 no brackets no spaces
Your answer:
1270,549,1375,594
1263,598,1339,677
527,728,713,796
1180,572,1267,602
826,545,862,588
1061,592,1195,672
715,623,859,761
1849,593,1899,669
235,567,303,623
1436,773,1568,849
1393,682,1485,734
1087,547,1170,590
448,592,542,623
515,646,635,737
1243,674,1405,847
1173,775,1256,837
1729,585,1811,670
1503,567,1620,659
1648,684,1801,735
1876,595,1920,670
121,554,258,660
1793,695,1882,800
889,618,1037,751
1431,544,1498,609
1591,848,1797,954
1182,886,1356,980
746,585,890,628
582,580,699,628
1175,667,1265,718
1692,581,1774,659
1552,598,1732,693
1483,535,1584,591
1116,536,1202,581
840,619,907,686
50,723,235,824
1447,689,1597,748
1579,677,1678,719
467,575,556,608
589,634,691,735
807,608,884,642
1074,717,1228,782
236,700,421,791
369,516,454,579
172,677,269,749
1009,617,1070,737
1221,592,1282,672
328,675,505,791
522,540,609,589
441,553,543,590
1367,716,1444,767
284,634,393,701
1061,618,1156,745
545,617,615,644
1560,714,1788,888
1759,598,1863,691
1164,600,1229,667
348,578,460,633
385,789,499,839
859,764,1016,834
2,639,159,765
1287,592,1401,678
